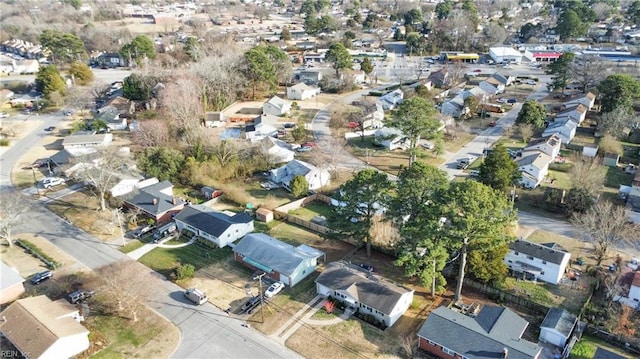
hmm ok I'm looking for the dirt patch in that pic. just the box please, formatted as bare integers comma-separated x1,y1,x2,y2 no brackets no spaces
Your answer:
0,233,81,277
189,257,251,312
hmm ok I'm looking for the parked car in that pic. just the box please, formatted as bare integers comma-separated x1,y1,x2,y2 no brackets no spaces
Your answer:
421,142,434,150
284,123,296,129
30,270,53,285
296,146,312,152
63,111,72,116
67,290,95,304
358,263,374,272
507,98,517,104
240,296,262,314
45,126,56,132
184,288,208,305
153,223,177,242
300,142,317,148
0,112,8,118
488,121,497,127
469,170,481,178
42,177,65,189
496,98,508,103
525,80,537,85
473,69,482,72
133,225,155,239
264,282,285,298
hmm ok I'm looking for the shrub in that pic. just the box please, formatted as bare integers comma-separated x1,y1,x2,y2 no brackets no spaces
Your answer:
175,263,196,280
290,175,309,198
0,139,9,146
15,239,61,269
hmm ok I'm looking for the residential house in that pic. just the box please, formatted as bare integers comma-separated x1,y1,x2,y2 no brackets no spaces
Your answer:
122,180,186,224
261,136,295,164
350,101,384,129
174,205,254,248
233,233,325,287
95,106,127,131
478,78,503,96
627,185,640,224
287,83,320,100
504,239,571,284
245,114,278,140
539,308,578,348
12,59,39,74
526,134,562,159
205,111,225,128
351,70,366,84
418,305,541,359
315,261,414,327
380,89,404,110
517,150,552,189
298,70,323,86
263,96,291,117
542,118,577,144
0,296,90,359
102,96,135,118
562,92,596,110
373,127,408,151
1,39,48,59
617,271,640,309
0,89,15,105
555,104,588,124
269,159,330,191
109,176,154,198
0,261,25,304
440,96,465,118
62,133,113,151
428,68,452,88
95,52,123,68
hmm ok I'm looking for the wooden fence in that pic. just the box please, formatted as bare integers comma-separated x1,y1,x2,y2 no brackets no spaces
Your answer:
462,278,551,315
585,326,640,355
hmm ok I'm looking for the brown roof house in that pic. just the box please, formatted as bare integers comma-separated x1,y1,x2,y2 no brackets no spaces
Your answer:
0,295,90,359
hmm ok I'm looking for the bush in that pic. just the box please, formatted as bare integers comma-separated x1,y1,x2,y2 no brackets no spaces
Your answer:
0,139,9,146
175,263,196,280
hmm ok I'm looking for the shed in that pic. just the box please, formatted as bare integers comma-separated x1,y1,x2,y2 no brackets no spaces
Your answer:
539,308,577,348
603,152,619,167
582,144,598,158
255,208,274,223
201,186,222,200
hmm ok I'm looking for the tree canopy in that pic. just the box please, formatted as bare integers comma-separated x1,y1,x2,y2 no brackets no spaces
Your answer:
478,143,521,191
360,57,373,76
243,46,277,99
36,65,66,99
555,9,589,40
515,100,546,128
69,62,94,86
290,175,309,198
546,52,575,92
628,1,640,25
40,29,87,64
597,74,640,113
137,147,185,181
120,35,156,64
325,43,352,77
123,73,158,101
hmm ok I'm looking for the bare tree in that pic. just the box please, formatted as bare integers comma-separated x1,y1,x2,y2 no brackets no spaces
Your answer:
192,52,245,111
94,261,154,323
571,54,607,93
516,123,534,143
159,74,204,143
91,82,111,101
571,200,637,266
0,191,29,246
133,119,170,148
599,106,635,140
209,138,240,166
64,86,92,114
568,155,606,196
483,22,507,46
72,146,136,211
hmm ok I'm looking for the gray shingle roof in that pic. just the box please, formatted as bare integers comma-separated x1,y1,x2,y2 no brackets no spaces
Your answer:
509,239,569,265
593,347,628,359
123,181,184,215
315,261,413,315
541,308,577,337
233,233,323,276
418,306,541,359
173,205,252,237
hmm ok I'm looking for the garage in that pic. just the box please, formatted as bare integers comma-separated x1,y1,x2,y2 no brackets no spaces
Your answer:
489,47,523,64
539,308,578,348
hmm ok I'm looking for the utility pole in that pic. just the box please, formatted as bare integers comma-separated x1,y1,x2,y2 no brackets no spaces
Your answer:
253,272,267,323
31,167,40,196
114,209,126,246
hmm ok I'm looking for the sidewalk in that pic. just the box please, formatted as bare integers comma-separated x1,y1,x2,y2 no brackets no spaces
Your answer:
127,236,197,260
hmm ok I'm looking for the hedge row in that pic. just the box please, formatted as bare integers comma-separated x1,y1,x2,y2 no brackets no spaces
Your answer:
15,239,61,269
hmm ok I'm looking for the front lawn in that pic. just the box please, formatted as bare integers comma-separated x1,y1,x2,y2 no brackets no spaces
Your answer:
288,201,333,221
605,166,633,189
138,243,232,278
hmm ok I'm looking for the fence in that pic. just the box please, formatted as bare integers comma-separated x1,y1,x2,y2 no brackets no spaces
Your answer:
586,326,640,355
462,278,551,315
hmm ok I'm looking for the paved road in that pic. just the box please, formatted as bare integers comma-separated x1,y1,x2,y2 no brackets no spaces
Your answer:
0,68,132,86
1,120,302,359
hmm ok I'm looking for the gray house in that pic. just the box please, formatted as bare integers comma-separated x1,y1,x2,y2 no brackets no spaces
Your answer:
233,233,324,287
174,205,254,248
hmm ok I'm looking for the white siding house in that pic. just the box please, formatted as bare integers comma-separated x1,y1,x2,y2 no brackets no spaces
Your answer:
173,205,254,248
525,134,562,159
542,118,577,144
263,96,291,116
315,261,414,327
287,83,320,100
269,159,330,191
517,151,552,188
504,239,571,284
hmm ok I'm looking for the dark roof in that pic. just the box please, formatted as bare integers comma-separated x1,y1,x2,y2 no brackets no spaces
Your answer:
540,308,577,337
173,205,252,237
315,261,413,315
509,239,569,265
418,306,541,359
593,347,628,359
123,181,184,215
233,233,324,276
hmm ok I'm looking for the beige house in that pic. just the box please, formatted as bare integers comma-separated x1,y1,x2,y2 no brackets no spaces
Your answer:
0,261,25,304
0,296,90,359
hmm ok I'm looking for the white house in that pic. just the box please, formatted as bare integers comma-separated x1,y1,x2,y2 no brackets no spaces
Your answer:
539,308,578,348
556,104,588,124
562,92,596,110
95,106,127,131
373,127,408,151
62,133,113,150
287,83,320,100
615,271,640,309
269,159,330,191
380,89,404,110
525,134,562,159
315,261,414,327
542,118,577,144
263,96,291,116
478,79,502,96
261,136,295,164
440,96,465,118
517,150,552,188
245,114,278,140
489,46,523,64
173,205,254,248
0,295,90,359
504,239,571,284
0,261,24,305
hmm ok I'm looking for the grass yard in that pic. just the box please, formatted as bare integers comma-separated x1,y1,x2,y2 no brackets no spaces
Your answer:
138,244,233,278
605,166,633,189
288,201,333,221
570,335,635,359
346,136,409,175
119,240,145,254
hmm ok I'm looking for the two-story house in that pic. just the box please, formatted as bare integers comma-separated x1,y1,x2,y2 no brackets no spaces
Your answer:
525,134,562,159
504,239,571,284
517,151,552,189
542,118,578,144
556,104,588,124
315,261,414,327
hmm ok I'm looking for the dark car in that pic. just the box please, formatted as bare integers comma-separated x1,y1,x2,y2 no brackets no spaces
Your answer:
240,296,262,314
507,98,517,104
358,264,374,272
284,123,296,129
45,126,56,132
67,290,95,304
30,270,53,285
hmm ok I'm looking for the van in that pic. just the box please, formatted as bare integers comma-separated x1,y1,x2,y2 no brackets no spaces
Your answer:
185,288,208,305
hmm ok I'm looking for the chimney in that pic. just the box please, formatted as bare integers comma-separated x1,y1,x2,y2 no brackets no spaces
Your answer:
152,198,158,205
172,197,177,205
502,348,508,359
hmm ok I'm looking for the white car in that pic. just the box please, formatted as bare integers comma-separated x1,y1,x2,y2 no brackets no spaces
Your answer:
42,177,65,189
421,142,435,150
496,98,508,103
0,112,8,118
525,80,537,85
264,282,285,298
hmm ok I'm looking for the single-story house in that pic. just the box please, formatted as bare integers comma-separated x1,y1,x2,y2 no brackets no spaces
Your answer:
263,96,291,117
298,70,323,86
380,89,404,110
517,151,552,189
269,159,330,191
417,305,541,359
174,205,254,248
373,127,408,151
233,233,325,287
542,118,577,144
315,261,414,328
287,83,321,100
428,68,452,88
0,295,90,359
62,133,112,150
122,180,186,224
245,114,278,141
0,261,25,304
615,271,640,309
440,96,465,118
95,52,123,68
504,239,571,284
109,176,147,197
525,134,562,159
556,104,588,124
261,136,295,164
478,79,502,95
562,92,596,110
539,308,578,348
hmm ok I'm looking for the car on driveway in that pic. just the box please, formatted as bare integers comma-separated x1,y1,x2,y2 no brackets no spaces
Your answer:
264,282,285,298
30,270,53,285
67,290,95,304
488,121,497,127
473,69,482,72
297,146,312,152
507,98,517,104
496,98,508,103
358,263,374,272
240,296,262,314
525,80,537,85
45,126,56,132
42,177,65,189
301,142,317,148
421,142,434,150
